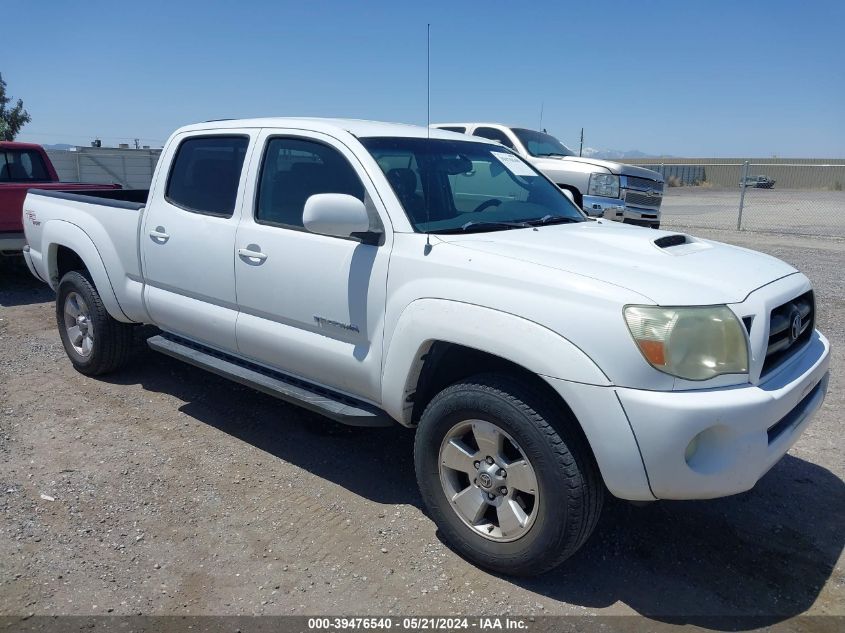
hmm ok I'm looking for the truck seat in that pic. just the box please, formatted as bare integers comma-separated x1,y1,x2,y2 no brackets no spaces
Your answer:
386,168,426,221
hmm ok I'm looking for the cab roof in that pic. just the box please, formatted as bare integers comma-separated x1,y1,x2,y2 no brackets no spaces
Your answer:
0,141,46,151
175,117,494,142
432,122,519,131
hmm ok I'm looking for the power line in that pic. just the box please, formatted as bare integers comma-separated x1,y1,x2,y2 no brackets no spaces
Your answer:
16,130,166,144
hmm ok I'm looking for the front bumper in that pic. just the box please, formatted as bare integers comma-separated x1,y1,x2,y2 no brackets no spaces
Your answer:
546,330,829,501
618,331,830,499
581,195,660,227
0,231,25,255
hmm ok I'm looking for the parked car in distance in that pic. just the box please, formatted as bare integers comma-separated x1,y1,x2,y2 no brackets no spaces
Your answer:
22,118,829,576
0,141,122,255
432,123,665,228
742,175,776,189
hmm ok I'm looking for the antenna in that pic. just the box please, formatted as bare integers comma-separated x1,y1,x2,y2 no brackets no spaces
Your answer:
425,23,432,251
426,23,431,132
539,101,544,130
579,127,584,157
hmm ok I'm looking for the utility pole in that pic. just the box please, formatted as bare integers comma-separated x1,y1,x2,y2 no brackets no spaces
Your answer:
737,160,750,230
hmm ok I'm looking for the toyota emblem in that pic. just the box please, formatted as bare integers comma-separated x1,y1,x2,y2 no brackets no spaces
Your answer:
790,311,803,342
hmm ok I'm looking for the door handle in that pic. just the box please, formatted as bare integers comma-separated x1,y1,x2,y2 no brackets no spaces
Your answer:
149,226,170,244
238,246,268,264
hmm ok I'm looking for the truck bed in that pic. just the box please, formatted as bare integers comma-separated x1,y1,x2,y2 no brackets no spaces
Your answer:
1,184,137,254
28,187,149,207
3,185,128,232
22,187,152,324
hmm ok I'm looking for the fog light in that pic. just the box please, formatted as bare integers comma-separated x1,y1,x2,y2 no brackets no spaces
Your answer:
685,432,702,465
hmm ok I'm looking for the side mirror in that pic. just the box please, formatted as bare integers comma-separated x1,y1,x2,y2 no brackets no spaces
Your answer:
561,188,579,208
303,193,381,244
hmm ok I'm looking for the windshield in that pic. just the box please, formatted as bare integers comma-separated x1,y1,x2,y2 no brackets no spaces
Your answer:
360,137,585,233
511,128,574,158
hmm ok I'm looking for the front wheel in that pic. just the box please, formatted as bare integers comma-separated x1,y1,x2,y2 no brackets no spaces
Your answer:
56,271,134,376
414,375,603,576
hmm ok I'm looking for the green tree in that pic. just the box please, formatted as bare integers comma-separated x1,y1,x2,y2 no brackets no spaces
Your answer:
0,73,32,141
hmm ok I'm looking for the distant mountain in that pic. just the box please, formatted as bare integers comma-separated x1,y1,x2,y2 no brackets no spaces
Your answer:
41,143,76,151
580,147,669,160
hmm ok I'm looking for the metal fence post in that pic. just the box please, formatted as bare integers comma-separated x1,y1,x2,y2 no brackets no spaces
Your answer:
75,151,81,182
737,160,749,230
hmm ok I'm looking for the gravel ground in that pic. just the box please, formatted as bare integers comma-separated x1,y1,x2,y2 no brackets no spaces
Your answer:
0,229,842,628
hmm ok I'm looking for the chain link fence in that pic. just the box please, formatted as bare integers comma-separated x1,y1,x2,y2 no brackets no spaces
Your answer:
631,161,845,237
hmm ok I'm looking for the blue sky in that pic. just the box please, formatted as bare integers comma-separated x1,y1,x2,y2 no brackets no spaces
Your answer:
4,0,844,156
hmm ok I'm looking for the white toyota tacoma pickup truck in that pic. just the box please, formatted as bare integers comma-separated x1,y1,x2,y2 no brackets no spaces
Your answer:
22,118,830,576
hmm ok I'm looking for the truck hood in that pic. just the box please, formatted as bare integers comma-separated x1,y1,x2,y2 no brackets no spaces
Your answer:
436,222,796,306
533,155,663,181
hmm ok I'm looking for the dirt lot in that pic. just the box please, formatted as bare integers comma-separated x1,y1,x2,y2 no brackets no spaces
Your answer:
0,229,843,628
661,188,845,238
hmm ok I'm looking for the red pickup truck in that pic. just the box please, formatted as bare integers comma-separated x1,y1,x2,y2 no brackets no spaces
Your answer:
1,141,121,254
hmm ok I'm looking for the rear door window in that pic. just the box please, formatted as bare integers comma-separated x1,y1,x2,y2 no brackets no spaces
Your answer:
0,149,50,182
472,127,515,149
165,136,249,217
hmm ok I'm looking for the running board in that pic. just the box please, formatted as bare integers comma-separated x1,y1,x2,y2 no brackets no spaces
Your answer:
147,334,393,427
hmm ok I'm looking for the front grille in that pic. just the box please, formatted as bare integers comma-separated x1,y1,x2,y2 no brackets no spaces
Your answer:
625,176,664,192
625,190,663,209
622,218,659,227
762,290,814,374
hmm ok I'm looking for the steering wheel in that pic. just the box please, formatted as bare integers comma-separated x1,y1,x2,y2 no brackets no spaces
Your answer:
471,199,502,214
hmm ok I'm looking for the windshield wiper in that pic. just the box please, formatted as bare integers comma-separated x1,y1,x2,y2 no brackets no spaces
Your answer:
535,152,570,157
526,215,582,226
429,220,532,234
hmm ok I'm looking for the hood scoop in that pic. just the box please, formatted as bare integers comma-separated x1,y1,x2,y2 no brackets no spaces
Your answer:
653,233,712,256
654,234,688,248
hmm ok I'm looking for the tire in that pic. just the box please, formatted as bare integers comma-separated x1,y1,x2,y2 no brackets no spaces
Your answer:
414,374,603,576
56,270,134,376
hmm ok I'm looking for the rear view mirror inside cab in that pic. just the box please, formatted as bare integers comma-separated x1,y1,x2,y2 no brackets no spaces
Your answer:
438,155,473,175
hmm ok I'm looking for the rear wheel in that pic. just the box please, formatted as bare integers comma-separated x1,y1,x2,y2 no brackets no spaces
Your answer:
56,271,134,375
414,374,603,576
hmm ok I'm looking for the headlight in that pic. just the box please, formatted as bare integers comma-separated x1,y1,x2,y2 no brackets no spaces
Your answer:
588,173,620,198
624,305,749,380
